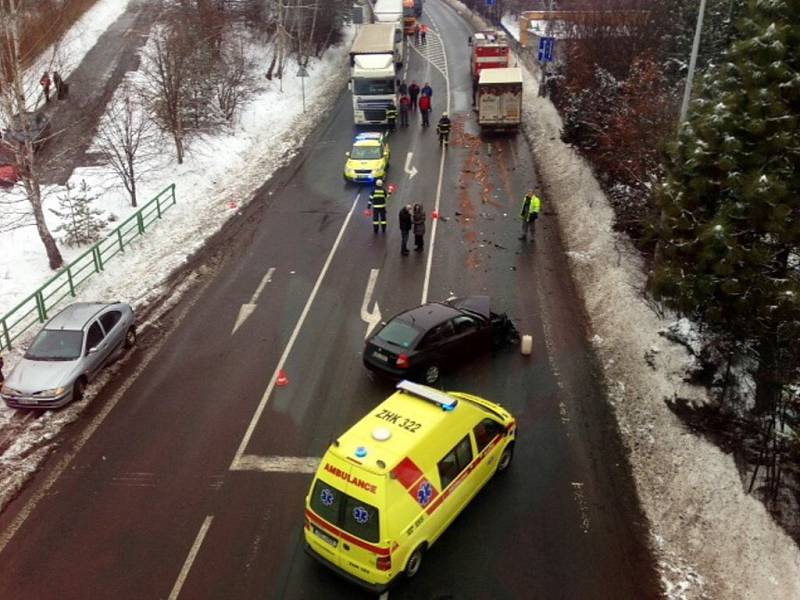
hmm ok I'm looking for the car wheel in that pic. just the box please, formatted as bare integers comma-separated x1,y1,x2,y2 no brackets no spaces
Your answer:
404,545,425,579
422,364,440,385
124,326,137,349
73,378,87,403
497,443,514,473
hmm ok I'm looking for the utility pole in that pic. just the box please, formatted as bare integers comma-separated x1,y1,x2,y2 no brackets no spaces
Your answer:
679,0,707,125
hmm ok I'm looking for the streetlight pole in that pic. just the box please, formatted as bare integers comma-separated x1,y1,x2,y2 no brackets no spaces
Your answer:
679,0,707,125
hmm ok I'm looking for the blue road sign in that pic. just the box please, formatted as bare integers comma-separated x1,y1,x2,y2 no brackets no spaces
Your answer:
538,37,555,62
485,0,496,5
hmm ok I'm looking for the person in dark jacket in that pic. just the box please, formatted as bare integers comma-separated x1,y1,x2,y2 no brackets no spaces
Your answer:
409,81,420,111
437,112,451,146
399,94,411,127
398,80,408,95
40,72,51,102
369,179,389,233
421,82,433,98
418,94,431,127
399,205,412,255
413,203,426,251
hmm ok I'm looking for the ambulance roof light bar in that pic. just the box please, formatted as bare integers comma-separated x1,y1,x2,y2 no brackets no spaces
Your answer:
397,380,458,411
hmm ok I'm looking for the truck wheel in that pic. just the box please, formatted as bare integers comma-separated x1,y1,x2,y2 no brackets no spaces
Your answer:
404,545,424,579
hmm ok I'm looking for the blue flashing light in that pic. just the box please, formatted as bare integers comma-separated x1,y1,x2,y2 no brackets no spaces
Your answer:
355,446,368,458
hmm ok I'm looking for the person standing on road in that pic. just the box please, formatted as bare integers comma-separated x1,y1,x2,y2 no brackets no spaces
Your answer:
386,103,397,130
40,72,51,103
369,179,389,234
421,82,433,98
518,190,541,241
399,204,412,255
437,112,451,146
398,80,408,96
413,203,426,251
399,94,410,127
420,23,429,45
409,81,420,111
418,94,431,127
414,23,421,45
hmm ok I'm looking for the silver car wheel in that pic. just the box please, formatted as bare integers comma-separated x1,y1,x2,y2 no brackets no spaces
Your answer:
124,327,137,349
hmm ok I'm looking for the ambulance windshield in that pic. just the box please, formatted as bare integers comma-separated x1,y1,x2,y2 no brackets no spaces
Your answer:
311,480,380,543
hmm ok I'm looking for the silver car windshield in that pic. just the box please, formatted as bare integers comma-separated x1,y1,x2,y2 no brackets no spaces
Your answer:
25,329,83,361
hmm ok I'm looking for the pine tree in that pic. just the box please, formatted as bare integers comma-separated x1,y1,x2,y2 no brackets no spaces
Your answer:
650,0,800,413
50,180,107,247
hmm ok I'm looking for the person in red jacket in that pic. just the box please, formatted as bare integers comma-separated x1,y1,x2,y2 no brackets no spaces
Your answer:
418,94,431,127
399,94,411,127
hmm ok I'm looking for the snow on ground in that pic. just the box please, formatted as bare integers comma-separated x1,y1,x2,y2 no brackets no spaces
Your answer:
0,11,354,509
0,0,135,306
448,2,800,599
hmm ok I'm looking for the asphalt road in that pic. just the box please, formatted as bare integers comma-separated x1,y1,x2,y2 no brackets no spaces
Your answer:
0,1,661,598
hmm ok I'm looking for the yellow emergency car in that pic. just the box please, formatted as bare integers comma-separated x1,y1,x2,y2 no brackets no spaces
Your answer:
304,380,516,592
343,132,390,183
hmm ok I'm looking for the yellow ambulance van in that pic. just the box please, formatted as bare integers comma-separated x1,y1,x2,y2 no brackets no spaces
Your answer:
304,380,517,592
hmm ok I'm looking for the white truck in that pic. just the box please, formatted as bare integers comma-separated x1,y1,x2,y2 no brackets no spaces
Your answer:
351,53,397,126
477,67,523,131
372,0,404,67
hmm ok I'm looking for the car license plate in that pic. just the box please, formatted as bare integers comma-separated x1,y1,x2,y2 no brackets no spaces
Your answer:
372,351,388,362
313,526,338,547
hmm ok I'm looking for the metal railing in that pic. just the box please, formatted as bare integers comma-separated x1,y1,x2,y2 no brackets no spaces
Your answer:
0,184,176,351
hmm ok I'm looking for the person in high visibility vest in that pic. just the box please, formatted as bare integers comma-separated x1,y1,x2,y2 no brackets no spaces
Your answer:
369,179,390,233
519,190,541,241
386,103,397,130
437,112,451,147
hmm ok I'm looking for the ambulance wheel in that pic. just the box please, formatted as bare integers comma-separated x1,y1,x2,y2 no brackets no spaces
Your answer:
497,443,514,473
422,364,440,385
404,545,425,579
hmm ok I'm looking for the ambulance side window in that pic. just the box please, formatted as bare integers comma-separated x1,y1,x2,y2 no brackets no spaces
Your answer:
437,435,473,489
473,418,504,452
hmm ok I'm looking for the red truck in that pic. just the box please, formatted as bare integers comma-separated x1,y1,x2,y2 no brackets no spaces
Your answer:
469,30,511,82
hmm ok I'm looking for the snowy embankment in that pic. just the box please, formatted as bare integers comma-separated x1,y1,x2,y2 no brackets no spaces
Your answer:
445,2,800,599
0,10,354,510
0,0,134,312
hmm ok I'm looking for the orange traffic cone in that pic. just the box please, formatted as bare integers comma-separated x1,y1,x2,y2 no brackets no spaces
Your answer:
431,210,439,220
228,199,237,209
364,208,372,217
276,369,289,387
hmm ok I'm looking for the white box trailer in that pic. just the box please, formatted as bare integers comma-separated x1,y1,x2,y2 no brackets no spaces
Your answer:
477,67,523,131
372,0,404,66
350,23,397,65
351,53,397,125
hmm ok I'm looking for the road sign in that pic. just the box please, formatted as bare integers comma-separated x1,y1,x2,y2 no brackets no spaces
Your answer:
485,0,496,5
296,65,309,77
538,37,555,63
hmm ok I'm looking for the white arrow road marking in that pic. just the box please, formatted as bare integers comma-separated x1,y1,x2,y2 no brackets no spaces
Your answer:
404,152,418,179
232,267,275,335
360,268,382,339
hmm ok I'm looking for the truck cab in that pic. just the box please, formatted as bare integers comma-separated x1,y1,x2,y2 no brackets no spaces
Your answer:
351,54,398,125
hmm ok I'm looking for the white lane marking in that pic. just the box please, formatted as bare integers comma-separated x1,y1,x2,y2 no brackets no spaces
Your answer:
360,268,383,339
229,194,361,469
232,455,320,474
420,10,450,304
0,271,209,556
379,592,389,600
168,515,214,600
232,267,275,335
404,152,418,179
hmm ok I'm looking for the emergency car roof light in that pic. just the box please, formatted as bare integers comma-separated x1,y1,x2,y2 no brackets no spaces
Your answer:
355,446,368,458
372,427,392,442
397,380,458,411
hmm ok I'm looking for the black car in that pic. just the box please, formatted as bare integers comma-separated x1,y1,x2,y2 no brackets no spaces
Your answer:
363,296,516,384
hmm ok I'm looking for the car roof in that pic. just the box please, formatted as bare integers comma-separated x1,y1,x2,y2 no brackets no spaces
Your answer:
46,302,118,331
396,302,462,330
355,132,384,142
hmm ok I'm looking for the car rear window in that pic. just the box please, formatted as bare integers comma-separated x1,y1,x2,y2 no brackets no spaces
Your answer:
25,329,83,360
376,320,421,349
310,480,380,543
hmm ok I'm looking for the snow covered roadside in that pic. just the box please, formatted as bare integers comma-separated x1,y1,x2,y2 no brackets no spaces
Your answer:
0,23,354,511
442,3,800,598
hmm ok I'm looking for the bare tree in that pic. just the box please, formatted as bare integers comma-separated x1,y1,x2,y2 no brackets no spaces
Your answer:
139,26,193,164
0,0,64,269
213,40,255,121
95,85,159,207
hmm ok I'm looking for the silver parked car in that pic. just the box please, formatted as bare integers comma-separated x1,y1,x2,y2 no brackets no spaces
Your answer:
1,302,136,410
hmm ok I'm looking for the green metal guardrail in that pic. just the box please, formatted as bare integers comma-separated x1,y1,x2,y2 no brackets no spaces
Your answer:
0,184,176,352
